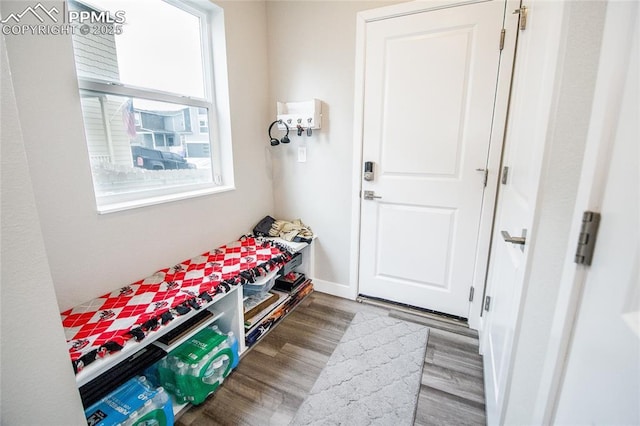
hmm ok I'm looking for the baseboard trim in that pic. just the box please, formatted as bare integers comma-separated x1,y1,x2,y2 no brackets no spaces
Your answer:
310,278,357,300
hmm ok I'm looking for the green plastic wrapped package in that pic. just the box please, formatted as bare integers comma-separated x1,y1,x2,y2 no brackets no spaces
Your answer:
157,325,236,405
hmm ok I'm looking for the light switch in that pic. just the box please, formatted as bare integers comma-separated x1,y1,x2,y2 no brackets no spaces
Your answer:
298,147,307,162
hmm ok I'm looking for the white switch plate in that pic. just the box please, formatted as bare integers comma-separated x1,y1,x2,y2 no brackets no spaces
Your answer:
298,147,307,162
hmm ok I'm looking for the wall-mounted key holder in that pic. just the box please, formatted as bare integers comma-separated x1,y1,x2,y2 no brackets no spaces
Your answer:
277,99,322,136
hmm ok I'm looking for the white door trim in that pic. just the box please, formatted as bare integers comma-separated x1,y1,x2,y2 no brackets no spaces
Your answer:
531,2,638,422
349,0,518,329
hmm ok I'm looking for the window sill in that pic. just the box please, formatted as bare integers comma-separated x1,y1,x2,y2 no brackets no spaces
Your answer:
96,185,235,214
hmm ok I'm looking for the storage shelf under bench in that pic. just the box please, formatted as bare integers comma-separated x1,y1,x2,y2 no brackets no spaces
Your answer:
73,236,314,420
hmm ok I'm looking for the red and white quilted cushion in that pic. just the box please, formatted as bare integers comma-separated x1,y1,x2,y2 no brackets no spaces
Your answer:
61,236,289,372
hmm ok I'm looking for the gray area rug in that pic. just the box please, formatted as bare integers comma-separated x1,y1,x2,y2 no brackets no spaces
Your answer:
291,312,429,425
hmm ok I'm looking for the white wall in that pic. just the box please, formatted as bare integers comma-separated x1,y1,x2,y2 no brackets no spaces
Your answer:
266,0,403,296
2,1,273,423
1,35,87,426
2,0,274,312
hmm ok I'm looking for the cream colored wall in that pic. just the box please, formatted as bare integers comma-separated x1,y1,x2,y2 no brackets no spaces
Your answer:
266,0,404,295
1,34,86,425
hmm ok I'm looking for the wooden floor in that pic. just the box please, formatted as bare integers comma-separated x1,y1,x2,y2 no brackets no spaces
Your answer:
177,291,486,425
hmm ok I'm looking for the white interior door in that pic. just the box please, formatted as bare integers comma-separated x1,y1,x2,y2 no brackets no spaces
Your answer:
481,2,566,423
358,0,514,318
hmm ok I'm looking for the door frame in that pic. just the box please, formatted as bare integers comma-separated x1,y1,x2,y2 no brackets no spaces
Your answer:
349,0,519,329
527,2,638,422
479,1,631,423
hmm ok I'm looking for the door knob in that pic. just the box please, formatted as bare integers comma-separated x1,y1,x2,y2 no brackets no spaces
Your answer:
501,230,526,246
363,190,382,200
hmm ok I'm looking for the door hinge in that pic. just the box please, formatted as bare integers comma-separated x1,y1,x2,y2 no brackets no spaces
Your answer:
513,5,528,30
484,296,491,312
501,166,509,185
499,29,506,51
574,211,601,266
476,168,488,187
469,286,475,302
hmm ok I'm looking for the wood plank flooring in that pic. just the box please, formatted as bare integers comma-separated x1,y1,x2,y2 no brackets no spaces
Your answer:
176,291,486,426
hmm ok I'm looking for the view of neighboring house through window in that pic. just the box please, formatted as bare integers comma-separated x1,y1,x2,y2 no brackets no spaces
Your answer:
198,107,209,133
70,0,227,212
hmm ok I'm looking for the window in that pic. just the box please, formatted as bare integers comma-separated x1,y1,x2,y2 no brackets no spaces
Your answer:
70,0,233,213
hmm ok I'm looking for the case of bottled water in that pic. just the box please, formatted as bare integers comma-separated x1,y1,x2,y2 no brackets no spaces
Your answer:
84,376,174,426
157,325,239,405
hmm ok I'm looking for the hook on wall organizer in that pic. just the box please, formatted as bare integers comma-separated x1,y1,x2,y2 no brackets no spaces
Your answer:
276,99,322,137
268,119,290,146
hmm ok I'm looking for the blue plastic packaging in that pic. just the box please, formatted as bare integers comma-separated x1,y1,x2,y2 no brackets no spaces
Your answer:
84,376,174,426
228,331,239,369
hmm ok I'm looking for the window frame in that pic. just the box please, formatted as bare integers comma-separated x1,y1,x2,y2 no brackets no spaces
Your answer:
73,0,234,214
